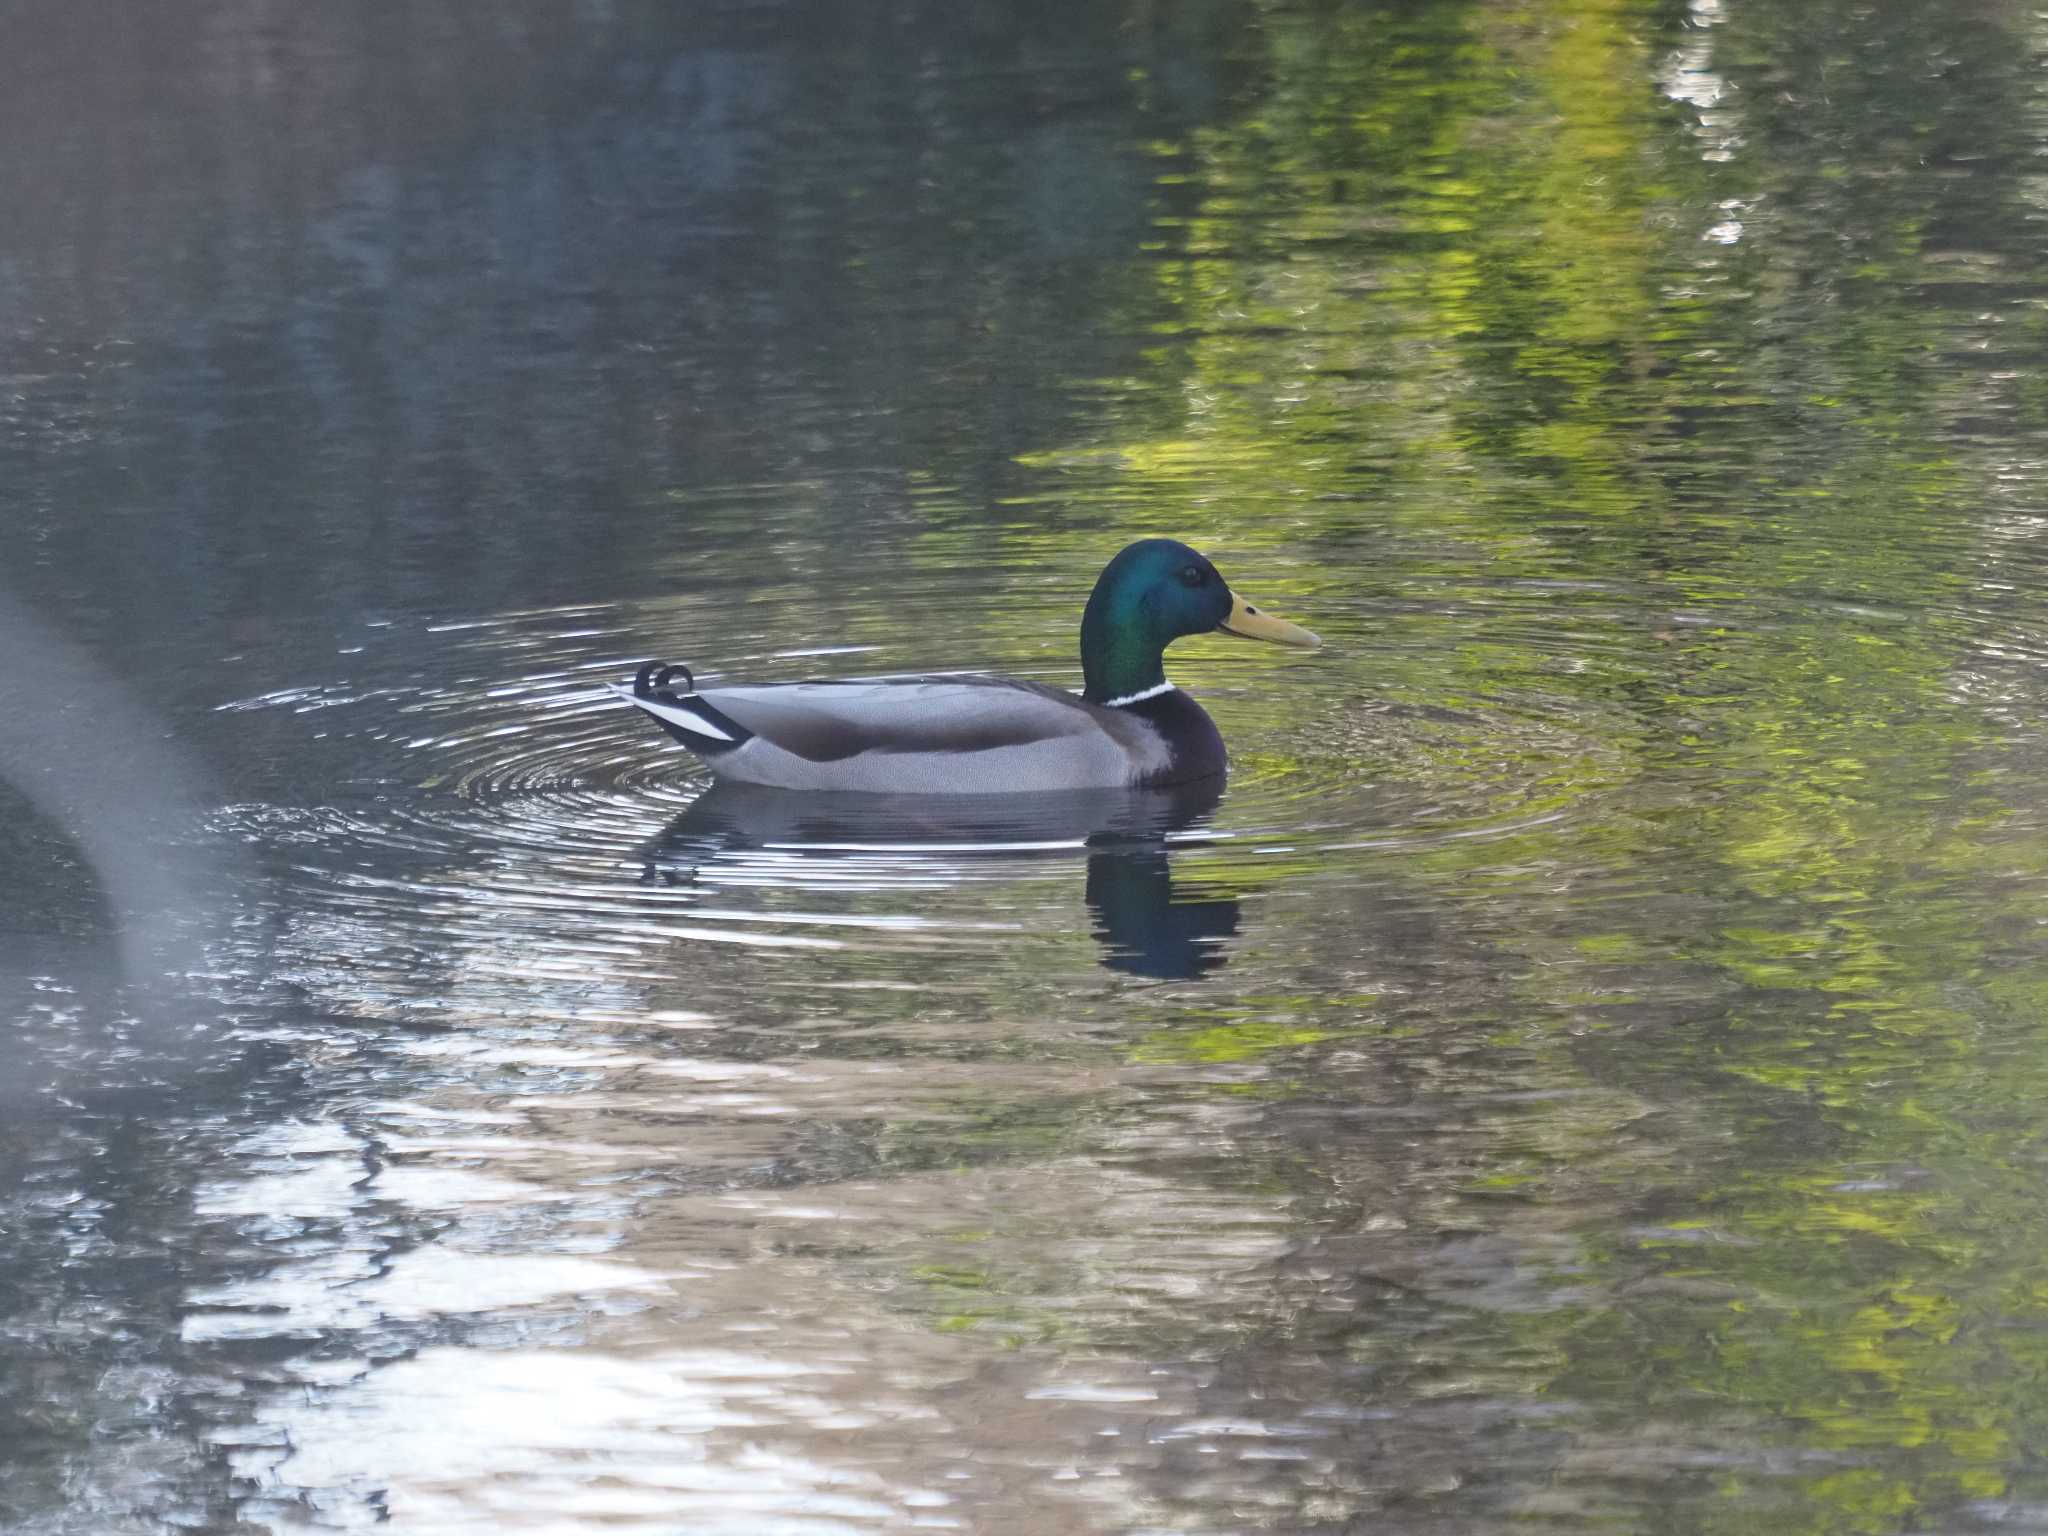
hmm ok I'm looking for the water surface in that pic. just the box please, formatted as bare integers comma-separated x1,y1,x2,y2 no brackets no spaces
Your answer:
9,1,2048,1532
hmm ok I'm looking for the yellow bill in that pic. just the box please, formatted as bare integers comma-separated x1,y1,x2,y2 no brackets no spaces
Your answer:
1218,590,1320,649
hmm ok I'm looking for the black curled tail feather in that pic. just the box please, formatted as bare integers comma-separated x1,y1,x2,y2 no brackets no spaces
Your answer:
627,659,754,755
634,660,695,702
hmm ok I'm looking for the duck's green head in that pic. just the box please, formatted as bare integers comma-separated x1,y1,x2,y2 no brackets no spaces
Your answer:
1080,538,1319,705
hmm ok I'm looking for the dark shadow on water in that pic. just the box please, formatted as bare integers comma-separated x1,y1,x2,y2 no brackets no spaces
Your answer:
1083,842,1238,980
645,777,1240,980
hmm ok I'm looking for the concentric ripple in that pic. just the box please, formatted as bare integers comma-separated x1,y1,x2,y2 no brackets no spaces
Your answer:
207,579,1647,1026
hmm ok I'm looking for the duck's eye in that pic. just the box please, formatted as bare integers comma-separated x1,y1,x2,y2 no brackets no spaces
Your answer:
1179,565,1205,587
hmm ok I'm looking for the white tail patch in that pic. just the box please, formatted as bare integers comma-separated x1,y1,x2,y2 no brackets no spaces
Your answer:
604,682,736,743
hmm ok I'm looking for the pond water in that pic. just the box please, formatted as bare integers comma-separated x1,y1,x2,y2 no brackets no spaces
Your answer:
8,1,2048,1531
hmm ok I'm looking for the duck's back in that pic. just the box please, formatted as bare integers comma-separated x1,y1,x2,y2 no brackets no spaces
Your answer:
636,676,1202,793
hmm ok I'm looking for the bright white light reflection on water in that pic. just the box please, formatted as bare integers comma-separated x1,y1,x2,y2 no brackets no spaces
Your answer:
207,1138,1305,1531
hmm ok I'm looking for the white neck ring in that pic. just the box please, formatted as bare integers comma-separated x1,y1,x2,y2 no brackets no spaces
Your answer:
1103,680,1175,708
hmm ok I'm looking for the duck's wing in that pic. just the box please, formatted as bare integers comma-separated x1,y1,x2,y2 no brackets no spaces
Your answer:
706,679,1114,758
614,675,1170,792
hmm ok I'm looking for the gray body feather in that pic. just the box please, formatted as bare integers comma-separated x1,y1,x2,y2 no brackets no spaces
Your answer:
611,676,1178,793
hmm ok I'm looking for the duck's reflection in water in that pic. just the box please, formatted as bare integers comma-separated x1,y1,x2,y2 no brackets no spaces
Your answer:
643,776,1239,979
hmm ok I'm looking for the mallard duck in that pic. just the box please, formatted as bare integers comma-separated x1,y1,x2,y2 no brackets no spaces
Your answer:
609,538,1318,793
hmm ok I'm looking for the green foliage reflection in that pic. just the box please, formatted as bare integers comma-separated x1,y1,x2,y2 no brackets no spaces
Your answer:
974,0,2048,1530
